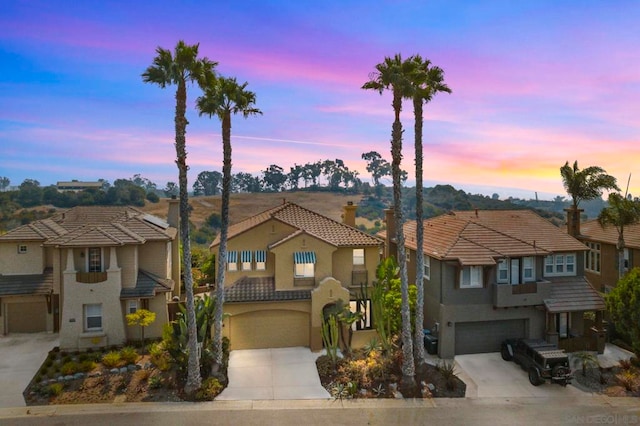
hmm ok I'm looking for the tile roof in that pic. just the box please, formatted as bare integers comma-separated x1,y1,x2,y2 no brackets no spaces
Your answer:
544,277,605,313
580,220,640,249
0,206,174,247
0,268,53,296
224,276,311,303
382,209,587,266
211,202,382,248
120,270,174,299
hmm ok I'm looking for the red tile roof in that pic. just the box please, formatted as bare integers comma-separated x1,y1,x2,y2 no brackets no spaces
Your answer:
580,220,640,249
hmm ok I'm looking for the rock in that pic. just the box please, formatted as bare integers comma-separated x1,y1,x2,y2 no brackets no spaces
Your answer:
426,383,435,392
359,389,368,397
119,367,128,374
73,373,85,380
88,371,102,378
389,383,398,392
127,365,137,372
110,368,119,374
393,391,403,399
64,375,74,381
57,376,64,382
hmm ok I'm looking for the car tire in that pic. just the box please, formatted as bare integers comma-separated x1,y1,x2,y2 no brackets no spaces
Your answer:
552,365,569,386
528,367,543,386
501,345,512,361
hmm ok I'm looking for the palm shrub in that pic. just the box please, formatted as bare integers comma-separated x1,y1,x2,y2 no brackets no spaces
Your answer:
437,360,458,391
572,351,599,376
321,314,340,368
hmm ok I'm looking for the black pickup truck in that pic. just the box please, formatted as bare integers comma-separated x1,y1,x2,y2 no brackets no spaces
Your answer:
501,338,573,386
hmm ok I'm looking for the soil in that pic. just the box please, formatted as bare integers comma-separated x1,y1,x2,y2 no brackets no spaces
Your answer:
572,365,640,397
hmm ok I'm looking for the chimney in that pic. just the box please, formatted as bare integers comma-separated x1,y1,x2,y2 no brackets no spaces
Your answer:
384,208,397,259
565,207,583,238
342,201,357,227
167,195,179,228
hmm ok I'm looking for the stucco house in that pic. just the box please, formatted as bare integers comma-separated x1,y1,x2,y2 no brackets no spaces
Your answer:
380,209,606,358
0,203,180,350
210,201,383,351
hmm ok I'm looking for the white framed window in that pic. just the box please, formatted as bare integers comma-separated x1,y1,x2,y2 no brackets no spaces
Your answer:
294,252,315,278
227,251,238,272
460,266,483,288
624,248,630,272
544,253,576,277
84,304,102,331
585,242,601,273
523,257,535,281
295,263,314,278
127,300,138,314
497,259,509,283
87,247,103,272
17,244,27,254
423,256,431,280
353,248,365,266
255,250,266,271
350,299,372,330
241,250,252,271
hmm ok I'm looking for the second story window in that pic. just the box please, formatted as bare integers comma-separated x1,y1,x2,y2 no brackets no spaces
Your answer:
17,244,27,254
523,257,535,281
460,265,483,288
424,256,431,280
544,253,576,277
294,251,316,278
353,249,365,266
255,250,266,271
624,248,630,272
88,247,102,272
227,251,238,272
241,250,252,271
497,259,509,283
585,242,601,273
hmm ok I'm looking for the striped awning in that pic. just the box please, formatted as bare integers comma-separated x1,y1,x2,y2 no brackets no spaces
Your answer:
241,250,252,263
294,251,316,264
227,251,237,263
255,250,266,263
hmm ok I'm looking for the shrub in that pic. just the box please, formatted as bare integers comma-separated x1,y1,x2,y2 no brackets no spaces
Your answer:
80,360,97,373
619,359,633,370
78,353,89,362
437,360,459,391
102,351,123,368
195,377,223,401
60,361,79,376
616,370,637,392
120,346,139,365
149,342,172,371
47,383,64,397
148,375,164,389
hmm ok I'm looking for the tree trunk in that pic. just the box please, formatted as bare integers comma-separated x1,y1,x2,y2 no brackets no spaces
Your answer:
390,91,416,394
175,82,202,395
413,97,427,373
213,111,232,368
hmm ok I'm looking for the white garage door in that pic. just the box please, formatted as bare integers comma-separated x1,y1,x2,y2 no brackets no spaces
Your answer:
7,301,47,333
228,310,310,350
455,319,526,355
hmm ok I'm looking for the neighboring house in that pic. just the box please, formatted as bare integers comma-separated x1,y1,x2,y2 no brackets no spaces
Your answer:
380,209,606,358
577,219,640,293
0,203,181,350
56,181,104,192
210,201,383,351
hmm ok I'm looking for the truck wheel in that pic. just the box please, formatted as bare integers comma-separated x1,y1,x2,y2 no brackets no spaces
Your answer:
501,345,513,361
528,368,543,386
552,365,569,386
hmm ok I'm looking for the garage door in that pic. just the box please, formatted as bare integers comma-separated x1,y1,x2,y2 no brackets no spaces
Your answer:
7,301,47,333
229,310,310,350
455,319,526,355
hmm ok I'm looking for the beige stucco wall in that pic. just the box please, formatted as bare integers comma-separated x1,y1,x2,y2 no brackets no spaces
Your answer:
0,241,45,274
271,234,336,290
331,246,379,289
117,246,137,288
124,294,170,342
139,241,171,278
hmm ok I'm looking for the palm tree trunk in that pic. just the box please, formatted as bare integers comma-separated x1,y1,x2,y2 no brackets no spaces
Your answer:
175,82,201,394
413,97,427,371
213,111,232,367
390,92,416,394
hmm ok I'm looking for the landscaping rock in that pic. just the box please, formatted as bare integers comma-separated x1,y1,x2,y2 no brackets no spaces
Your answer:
73,373,85,380
64,375,74,381
119,367,128,374
127,364,138,372
110,368,119,374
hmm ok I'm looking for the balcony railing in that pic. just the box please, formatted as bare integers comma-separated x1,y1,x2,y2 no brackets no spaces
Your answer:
511,281,537,295
493,280,551,308
351,270,368,288
76,272,108,283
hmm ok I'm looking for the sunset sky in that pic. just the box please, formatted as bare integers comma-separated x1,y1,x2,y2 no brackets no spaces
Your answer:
1,1,639,199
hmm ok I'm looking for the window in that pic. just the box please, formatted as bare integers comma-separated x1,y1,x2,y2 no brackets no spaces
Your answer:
17,245,27,254
353,249,365,266
241,250,252,271
255,250,266,271
497,259,508,283
423,256,431,280
544,253,576,277
624,248,630,272
227,251,238,272
349,299,372,330
585,242,601,273
523,257,534,281
88,247,102,272
127,300,138,314
405,249,410,263
294,251,316,278
557,312,570,339
460,266,483,288
84,304,102,331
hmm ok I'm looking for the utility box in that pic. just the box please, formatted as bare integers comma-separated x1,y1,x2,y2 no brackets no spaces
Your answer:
424,333,438,355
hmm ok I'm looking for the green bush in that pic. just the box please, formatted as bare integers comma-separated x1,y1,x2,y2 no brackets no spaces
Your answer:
60,361,79,376
148,375,163,389
102,351,123,368
195,377,223,401
120,346,139,365
47,383,64,397
148,342,171,371
80,360,97,373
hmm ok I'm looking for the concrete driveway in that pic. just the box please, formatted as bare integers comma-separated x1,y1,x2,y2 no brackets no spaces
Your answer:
216,347,331,400
455,352,587,398
0,333,59,408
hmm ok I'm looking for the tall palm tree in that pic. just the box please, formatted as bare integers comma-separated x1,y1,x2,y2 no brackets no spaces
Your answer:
363,54,417,394
142,40,217,394
560,161,618,236
196,77,261,369
405,55,451,370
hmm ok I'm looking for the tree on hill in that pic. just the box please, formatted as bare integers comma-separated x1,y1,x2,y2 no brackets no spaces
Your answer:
193,171,222,196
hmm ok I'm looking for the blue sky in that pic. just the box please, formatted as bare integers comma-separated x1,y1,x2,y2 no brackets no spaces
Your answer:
1,1,639,199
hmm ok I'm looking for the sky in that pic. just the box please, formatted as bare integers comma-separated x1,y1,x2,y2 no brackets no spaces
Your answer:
1,1,639,200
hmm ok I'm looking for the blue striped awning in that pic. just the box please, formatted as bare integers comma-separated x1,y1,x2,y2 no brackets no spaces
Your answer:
227,251,237,263
241,250,252,263
255,250,266,263
294,251,316,264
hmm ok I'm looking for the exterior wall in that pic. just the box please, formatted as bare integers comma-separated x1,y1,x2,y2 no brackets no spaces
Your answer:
310,277,350,351
271,234,336,290
124,294,169,342
139,241,170,278
0,241,45,274
0,295,54,334
331,246,379,289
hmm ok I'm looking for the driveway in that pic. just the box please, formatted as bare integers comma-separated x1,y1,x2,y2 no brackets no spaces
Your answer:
455,352,587,398
216,347,331,400
0,333,59,408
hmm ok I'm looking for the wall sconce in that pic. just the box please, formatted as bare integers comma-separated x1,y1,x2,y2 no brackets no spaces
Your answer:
447,321,453,327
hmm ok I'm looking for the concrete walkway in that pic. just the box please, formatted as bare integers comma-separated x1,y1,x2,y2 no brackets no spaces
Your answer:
0,333,59,408
216,347,331,400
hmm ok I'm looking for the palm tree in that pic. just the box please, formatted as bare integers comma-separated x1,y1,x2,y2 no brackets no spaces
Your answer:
196,77,261,370
560,161,618,236
405,55,451,371
142,40,217,395
598,184,640,279
363,54,417,394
